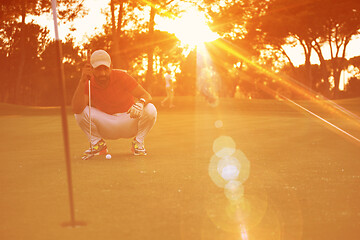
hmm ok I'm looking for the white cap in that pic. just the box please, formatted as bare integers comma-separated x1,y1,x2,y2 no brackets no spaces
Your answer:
90,50,111,68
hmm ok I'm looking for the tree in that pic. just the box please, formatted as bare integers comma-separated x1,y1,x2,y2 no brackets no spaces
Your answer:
0,21,49,104
0,0,87,104
253,0,360,96
204,0,270,96
246,0,321,87
312,0,360,97
109,0,141,68
176,49,197,95
207,0,360,98
141,0,182,93
344,56,360,97
40,38,82,105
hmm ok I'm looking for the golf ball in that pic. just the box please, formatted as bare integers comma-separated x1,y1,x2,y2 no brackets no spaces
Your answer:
106,154,112,159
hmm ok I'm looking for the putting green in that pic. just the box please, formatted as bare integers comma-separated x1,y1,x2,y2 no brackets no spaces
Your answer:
1,97,360,240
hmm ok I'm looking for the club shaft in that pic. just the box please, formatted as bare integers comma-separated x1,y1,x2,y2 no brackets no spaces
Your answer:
89,79,92,152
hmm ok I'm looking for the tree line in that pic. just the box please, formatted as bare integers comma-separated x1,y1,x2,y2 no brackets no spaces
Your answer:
1,0,360,106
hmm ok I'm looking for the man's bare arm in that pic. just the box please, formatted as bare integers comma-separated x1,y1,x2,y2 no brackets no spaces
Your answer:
131,84,152,104
71,64,91,114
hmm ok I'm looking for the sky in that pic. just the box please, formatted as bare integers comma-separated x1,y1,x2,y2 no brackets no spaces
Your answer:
283,36,360,67
34,0,107,44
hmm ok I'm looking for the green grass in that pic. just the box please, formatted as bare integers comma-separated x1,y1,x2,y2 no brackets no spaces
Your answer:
1,97,360,240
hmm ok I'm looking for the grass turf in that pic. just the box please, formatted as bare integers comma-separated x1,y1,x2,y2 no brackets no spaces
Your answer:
0,96,360,240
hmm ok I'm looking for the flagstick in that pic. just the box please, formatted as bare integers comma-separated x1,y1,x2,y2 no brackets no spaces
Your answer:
51,0,85,227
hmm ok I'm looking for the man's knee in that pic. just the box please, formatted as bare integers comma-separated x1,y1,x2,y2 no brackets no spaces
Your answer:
74,106,89,122
143,103,157,120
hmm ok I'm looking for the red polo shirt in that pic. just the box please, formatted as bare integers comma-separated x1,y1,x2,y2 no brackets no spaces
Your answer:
85,69,139,114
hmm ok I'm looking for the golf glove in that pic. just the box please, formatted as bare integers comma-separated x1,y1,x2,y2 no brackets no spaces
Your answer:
127,101,144,118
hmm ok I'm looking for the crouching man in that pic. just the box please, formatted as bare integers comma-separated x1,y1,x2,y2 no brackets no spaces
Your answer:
71,50,157,159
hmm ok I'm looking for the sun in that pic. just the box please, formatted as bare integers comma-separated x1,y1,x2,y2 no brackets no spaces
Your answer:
157,9,219,48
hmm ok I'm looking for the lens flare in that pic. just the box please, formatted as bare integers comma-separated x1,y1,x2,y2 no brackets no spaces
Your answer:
217,156,241,180
209,149,250,188
196,44,220,107
240,225,249,240
214,120,223,128
212,38,360,146
224,180,244,202
213,136,236,158
220,164,240,181
205,192,269,233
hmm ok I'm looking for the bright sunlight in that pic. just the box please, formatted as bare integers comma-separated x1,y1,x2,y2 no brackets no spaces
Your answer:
157,8,220,48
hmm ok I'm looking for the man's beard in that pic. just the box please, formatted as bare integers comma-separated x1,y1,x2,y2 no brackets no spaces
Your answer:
94,76,110,88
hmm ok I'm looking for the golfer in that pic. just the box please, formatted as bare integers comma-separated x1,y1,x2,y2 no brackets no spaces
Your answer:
161,68,175,108
71,50,157,159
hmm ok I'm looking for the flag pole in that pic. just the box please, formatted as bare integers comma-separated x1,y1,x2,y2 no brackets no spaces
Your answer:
51,0,85,227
